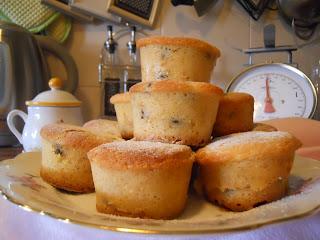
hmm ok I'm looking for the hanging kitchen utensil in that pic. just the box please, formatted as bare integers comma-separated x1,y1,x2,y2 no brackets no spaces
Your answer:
277,0,320,40
41,0,94,22
236,0,271,21
171,0,219,17
107,0,160,28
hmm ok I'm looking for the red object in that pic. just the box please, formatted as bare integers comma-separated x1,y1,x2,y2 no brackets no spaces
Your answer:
264,77,276,113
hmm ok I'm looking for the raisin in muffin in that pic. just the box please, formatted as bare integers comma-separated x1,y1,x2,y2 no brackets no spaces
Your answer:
130,80,223,147
88,141,194,219
110,92,133,139
196,131,301,211
40,124,107,192
212,92,254,137
137,36,220,82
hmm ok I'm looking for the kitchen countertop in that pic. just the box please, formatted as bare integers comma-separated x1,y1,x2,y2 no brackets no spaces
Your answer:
0,146,23,161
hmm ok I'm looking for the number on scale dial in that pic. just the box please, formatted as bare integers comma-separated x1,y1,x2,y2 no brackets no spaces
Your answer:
227,64,317,122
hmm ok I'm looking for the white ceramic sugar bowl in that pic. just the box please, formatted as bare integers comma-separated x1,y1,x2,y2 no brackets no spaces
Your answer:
7,78,84,152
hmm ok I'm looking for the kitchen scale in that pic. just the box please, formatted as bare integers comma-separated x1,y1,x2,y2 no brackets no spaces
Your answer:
226,25,318,121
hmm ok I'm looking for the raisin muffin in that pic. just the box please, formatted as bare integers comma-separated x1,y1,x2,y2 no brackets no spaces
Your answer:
137,36,220,82
130,80,224,147
88,141,194,219
40,124,107,193
212,92,254,137
252,122,278,132
196,131,301,211
83,119,123,141
110,92,133,139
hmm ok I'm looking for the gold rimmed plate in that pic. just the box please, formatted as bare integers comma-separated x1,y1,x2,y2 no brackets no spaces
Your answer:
0,152,320,234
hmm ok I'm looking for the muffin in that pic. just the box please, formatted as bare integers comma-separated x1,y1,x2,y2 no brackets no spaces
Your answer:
130,80,224,147
212,92,254,137
110,92,133,139
40,124,107,193
83,119,122,141
88,141,194,219
137,36,221,82
252,122,277,132
196,131,301,211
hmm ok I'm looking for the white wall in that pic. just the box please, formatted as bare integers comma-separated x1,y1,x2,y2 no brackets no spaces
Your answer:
50,0,320,121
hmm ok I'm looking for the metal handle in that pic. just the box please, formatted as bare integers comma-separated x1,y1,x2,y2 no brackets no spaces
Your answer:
0,41,13,113
35,35,79,93
6,110,28,144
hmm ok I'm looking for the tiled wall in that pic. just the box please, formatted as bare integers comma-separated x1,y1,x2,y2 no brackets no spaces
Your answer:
51,1,320,121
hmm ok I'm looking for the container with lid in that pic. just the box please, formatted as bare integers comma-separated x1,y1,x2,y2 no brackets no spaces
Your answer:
7,78,83,152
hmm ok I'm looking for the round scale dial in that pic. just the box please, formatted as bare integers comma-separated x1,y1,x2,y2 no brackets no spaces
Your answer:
227,64,317,122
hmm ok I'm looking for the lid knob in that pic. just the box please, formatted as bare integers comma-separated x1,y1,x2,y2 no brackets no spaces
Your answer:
49,77,63,90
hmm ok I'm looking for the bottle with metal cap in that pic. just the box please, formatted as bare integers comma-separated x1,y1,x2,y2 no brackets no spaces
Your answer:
124,26,141,92
99,25,121,117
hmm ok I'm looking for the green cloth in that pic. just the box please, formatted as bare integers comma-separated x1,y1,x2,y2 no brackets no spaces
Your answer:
43,14,72,43
0,0,71,43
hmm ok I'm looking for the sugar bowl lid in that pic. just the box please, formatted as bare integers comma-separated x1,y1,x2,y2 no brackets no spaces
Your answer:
25,78,81,107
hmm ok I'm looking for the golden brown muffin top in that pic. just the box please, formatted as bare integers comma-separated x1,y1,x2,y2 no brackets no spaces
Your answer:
83,119,122,139
40,123,108,150
88,140,194,170
196,131,301,164
221,92,254,103
110,92,131,104
252,123,278,132
137,36,221,58
130,80,224,96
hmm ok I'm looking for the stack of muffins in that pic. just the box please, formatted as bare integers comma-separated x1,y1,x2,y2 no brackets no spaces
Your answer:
40,36,301,220
112,36,223,146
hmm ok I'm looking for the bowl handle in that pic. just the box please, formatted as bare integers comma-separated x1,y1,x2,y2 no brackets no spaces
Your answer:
6,110,28,144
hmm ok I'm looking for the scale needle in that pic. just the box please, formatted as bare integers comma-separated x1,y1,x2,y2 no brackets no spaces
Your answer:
264,76,276,113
